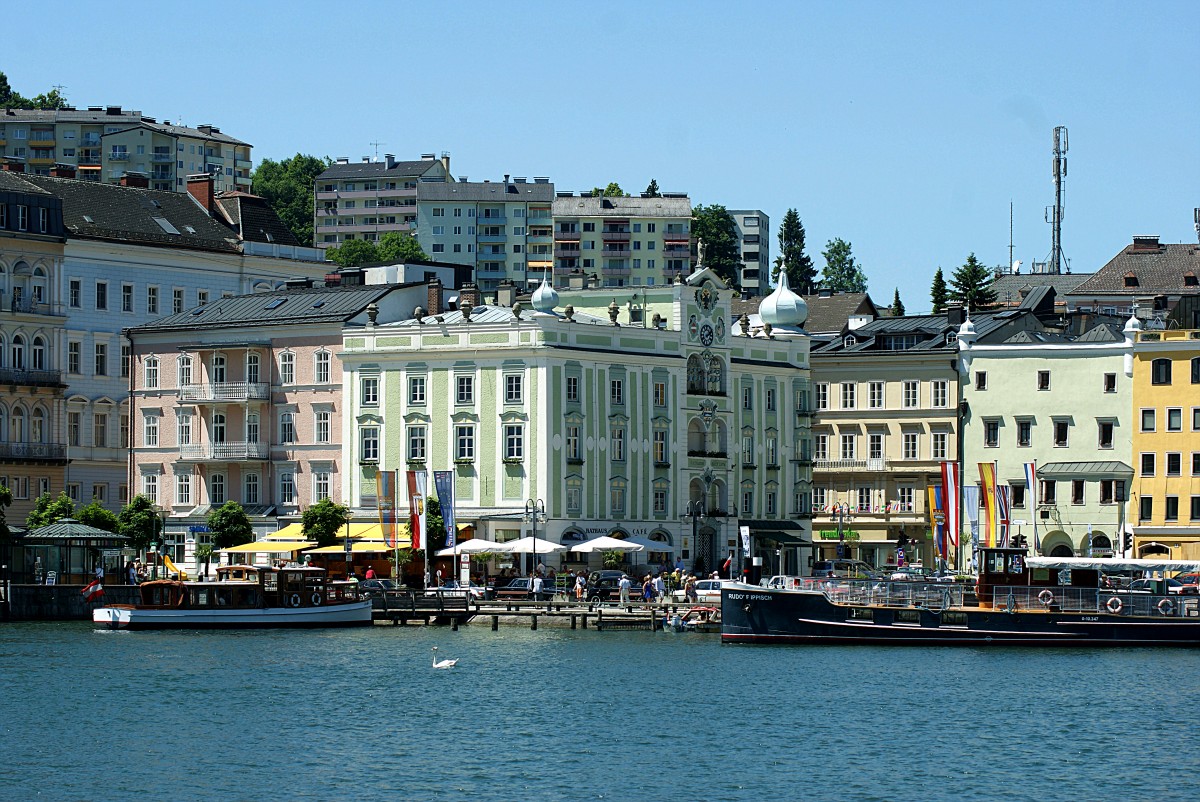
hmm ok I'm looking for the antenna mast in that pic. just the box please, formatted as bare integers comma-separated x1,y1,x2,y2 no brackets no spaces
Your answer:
370,141,385,161
1045,126,1068,274
1009,201,1014,273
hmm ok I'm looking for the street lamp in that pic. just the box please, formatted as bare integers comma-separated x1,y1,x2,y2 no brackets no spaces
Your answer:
524,499,546,580
686,499,706,573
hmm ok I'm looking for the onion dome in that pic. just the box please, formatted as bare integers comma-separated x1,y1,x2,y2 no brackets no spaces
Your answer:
759,272,808,328
530,278,559,313
958,316,976,337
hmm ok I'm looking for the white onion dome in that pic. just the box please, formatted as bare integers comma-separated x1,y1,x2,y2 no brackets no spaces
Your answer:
531,278,559,313
759,272,808,328
1123,314,1141,334
958,316,976,337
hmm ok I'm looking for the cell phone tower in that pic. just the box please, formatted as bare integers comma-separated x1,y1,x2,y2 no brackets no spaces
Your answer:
1044,126,1069,274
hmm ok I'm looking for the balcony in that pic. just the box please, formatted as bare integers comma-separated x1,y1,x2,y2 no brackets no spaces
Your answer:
688,450,728,459
602,230,631,241
78,156,102,166
0,367,64,387
81,136,102,147
235,158,253,170
179,442,269,461
813,458,890,472
477,232,507,243
555,229,581,241
663,229,690,241
477,264,507,276
478,215,507,225
9,297,65,317
554,245,581,258
601,248,632,259
109,152,130,161
151,152,174,163
601,265,631,277
151,169,173,181
179,382,270,403
235,175,252,186
29,132,55,145
663,263,689,274
527,234,553,244
662,247,691,258
203,153,225,164
0,441,68,462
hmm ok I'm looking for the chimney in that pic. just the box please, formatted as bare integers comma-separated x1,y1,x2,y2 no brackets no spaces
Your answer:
186,173,215,212
384,154,396,169
1,159,26,173
50,164,77,179
336,157,349,165
420,153,435,161
818,287,833,298
947,303,966,327
459,282,480,311
324,273,343,288
1131,235,1161,252
120,172,149,189
495,280,517,308
426,278,443,316
106,105,122,116
440,152,450,174
567,270,586,290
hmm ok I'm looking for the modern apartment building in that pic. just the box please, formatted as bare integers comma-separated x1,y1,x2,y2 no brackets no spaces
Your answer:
1130,324,1200,558
0,165,327,513
415,177,555,292
0,106,250,193
729,209,769,296
313,153,451,251
0,172,69,520
339,270,813,575
551,193,692,289
127,275,447,570
960,319,1134,559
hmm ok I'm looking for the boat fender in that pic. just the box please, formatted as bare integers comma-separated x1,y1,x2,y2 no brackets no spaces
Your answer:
1157,598,1175,616
1004,593,1017,613
1038,589,1055,607
1105,596,1123,614
311,592,323,606
289,593,302,608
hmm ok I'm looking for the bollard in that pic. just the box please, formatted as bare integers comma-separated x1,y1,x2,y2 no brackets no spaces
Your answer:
531,614,538,631
491,615,499,631
451,617,459,632
581,614,588,629
570,614,577,630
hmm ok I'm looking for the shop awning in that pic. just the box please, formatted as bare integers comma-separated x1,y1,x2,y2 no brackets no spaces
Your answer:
219,540,315,553
743,520,810,545
305,541,400,554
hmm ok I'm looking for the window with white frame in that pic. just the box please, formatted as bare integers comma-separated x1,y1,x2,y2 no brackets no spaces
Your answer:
176,473,191,506
566,375,580,402
456,375,474,404
244,473,260,505
360,426,379,461
566,481,582,516
314,471,331,501
94,413,108,447
505,374,523,404
840,433,855,460
279,412,296,444
279,352,295,384
902,380,919,408
903,432,919,460
653,380,667,406
144,357,159,388
932,432,948,460
315,351,331,383
766,491,777,516
899,486,914,511
610,377,624,405
409,376,426,404
742,488,754,515
407,425,427,461
766,436,778,465
931,380,949,408
505,425,524,460
766,387,776,411
361,376,379,406
610,478,627,514
567,425,581,461
456,425,475,461
840,382,856,409
142,473,158,503
611,427,625,461
279,472,296,505
653,484,668,514
144,413,159,446
814,434,829,461
812,487,827,511
868,381,884,409
869,433,884,460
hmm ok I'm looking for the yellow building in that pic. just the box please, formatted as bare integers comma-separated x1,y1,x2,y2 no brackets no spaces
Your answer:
1131,326,1200,558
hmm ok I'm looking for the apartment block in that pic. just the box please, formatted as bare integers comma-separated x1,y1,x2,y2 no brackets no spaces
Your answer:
729,209,769,296
0,106,250,193
551,193,692,289
313,153,451,251
415,177,555,292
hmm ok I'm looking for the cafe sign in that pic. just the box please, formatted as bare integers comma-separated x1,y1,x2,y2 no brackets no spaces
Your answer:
818,530,860,541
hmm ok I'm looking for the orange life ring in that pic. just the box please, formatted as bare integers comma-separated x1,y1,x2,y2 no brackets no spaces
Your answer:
1157,597,1175,616
1038,589,1055,606
1105,596,1123,614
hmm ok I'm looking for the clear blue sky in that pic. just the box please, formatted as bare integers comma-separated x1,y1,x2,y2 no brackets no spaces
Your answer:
7,1,1197,311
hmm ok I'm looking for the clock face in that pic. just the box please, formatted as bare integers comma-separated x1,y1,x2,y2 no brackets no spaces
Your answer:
700,323,714,347
688,315,699,337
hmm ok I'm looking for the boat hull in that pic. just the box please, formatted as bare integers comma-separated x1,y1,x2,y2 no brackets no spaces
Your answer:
721,585,1200,647
92,600,374,630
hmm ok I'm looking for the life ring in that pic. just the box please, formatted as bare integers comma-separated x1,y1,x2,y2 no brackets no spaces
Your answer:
1157,598,1175,616
288,593,302,608
1105,596,1123,614
1038,589,1055,607
311,592,323,606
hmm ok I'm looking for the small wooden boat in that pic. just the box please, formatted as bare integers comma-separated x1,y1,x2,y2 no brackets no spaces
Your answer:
93,564,372,630
665,606,720,633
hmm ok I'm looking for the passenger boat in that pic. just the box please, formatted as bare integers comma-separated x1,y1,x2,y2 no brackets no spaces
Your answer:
92,564,373,630
721,547,1200,647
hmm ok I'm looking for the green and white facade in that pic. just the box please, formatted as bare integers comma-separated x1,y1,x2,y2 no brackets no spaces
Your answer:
339,269,813,573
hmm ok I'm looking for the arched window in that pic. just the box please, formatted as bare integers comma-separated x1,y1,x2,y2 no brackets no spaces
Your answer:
144,357,159,389
11,334,25,371
279,411,296,443
10,406,26,442
212,412,227,443
244,473,260,505
178,355,193,387
686,354,704,394
704,353,724,395
31,336,46,371
212,354,227,384
279,352,295,384
246,412,260,443
1151,358,1172,385
687,418,706,455
210,472,226,505
31,407,45,443
246,353,260,384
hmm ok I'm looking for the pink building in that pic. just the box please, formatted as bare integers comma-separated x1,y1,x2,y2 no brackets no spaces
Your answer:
126,274,444,570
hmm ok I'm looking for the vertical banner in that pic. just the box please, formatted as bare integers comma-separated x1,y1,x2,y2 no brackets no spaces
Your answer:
995,483,1012,547
433,470,456,550
407,470,427,550
978,463,999,548
963,485,981,570
940,461,960,548
1023,462,1039,552
377,468,399,548
927,486,945,562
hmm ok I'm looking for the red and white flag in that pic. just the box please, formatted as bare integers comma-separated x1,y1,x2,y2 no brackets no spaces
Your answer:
81,579,104,602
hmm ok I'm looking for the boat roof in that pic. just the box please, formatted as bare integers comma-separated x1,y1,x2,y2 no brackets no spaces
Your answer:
1026,556,1200,572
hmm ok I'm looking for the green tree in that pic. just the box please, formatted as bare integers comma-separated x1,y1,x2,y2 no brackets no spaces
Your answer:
301,497,351,548
820,238,868,293
207,501,253,550
376,230,428,263
325,238,378,267
949,253,997,312
118,494,163,552
590,182,626,197
0,483,13,547
195,544,215,578
250,153,330,247
930,267,948,314
691,204,742,288
26,492,75,529
776,208,817,293
0,73,67,110
29,89,67,110
644,178,661,197
0,72,21,107
76,500,119,533
890,288,905,317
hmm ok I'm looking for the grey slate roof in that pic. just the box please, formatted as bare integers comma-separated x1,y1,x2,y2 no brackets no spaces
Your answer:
1070,240,1200,296
552,195,691,218
991,272,1093,305
316,159,442,181
0,171,51,195
1038,461,1133,476
17,173,242,253
214,192,300,247
417,181,555,203
732,291,878,335
128,284,400,333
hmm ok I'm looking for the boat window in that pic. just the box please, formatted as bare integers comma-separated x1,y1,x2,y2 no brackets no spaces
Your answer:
215,589,231,606
198,590,209,606
986,553,1005,574
1008,554,1025,574
263,573,278,592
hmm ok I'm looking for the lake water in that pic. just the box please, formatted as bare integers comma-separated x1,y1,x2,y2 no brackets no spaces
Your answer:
1,621,1198,801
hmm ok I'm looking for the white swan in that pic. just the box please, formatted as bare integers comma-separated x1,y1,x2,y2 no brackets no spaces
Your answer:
432,646,458,669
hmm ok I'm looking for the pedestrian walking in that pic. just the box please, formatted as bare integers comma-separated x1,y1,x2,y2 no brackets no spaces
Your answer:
575,573,586,601
642,575,654,605
653,573,666,604
619,574,631,606
685,574,698,603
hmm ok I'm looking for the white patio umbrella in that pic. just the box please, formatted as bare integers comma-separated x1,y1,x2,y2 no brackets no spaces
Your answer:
500,536,567,554
569,535,646,554
435,538,509,557
618,536,668,551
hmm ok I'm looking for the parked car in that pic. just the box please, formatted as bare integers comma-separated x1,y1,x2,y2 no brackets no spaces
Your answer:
811,559,877,579
1131,578,1191,595
494,577,553,600
587,571,633,603
761,575,805,590
358,578,398,599
671,578,736,603
425,580,485,600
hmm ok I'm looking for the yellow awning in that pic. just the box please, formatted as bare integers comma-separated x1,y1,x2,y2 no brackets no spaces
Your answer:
219,540,316,553
268,522,386,540
305,541,403,554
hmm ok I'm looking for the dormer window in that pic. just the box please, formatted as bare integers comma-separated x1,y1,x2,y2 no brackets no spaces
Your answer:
1123,272,1139,288
843,335,856,348
1184,272,1198,287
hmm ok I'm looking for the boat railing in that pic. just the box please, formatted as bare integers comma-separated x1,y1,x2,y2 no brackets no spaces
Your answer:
806,578,968,610
988,586,1200,618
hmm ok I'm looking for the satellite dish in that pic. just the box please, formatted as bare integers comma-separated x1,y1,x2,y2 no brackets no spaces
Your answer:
1011,260,1023,274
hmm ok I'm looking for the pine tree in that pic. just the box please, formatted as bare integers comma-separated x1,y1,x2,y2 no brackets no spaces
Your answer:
644,178,660,197
820,238,868,293
949,253,998,311
891,287,905,316
776,208,816,293
930,268,948,314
